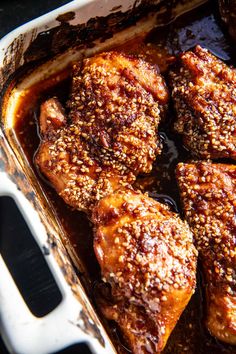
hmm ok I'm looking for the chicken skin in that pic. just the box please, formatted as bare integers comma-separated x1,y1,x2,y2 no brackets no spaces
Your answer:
176,162,236,345
35,51,168,212
169,45,236,159
92,188,197,353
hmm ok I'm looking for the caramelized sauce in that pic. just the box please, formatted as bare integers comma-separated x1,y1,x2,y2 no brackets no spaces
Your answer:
14,3,236,354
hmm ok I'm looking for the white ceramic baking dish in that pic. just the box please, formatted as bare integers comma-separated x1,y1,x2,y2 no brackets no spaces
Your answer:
0,1,207,353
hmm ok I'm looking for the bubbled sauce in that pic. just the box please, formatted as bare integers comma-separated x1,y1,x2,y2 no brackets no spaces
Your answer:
14,2,236,354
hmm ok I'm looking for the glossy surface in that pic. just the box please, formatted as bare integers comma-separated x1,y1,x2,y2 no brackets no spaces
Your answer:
35,52,168,213
169,45,236,159
13,2,236,353
93,188,197,353
177,162,236,345
0,1,89,354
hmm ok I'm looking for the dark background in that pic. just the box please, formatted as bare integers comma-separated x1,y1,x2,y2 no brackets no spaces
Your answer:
0,0,70,38
0,1,92,353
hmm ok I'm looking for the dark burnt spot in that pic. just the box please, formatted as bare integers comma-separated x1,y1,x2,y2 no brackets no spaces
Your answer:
0,145,8,170
23,1,161,64
79,309,105,347
13,169,26,182
26,190,37,203
110,5,122,12
47,235,57,249
56,11,75,23
42,245,50,255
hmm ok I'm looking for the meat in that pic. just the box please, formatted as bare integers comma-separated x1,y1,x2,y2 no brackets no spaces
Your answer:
35,51,168,212
169,45,236,159
219,0,236,42
176,161,236,345
39,97,67,136
92,188,197,353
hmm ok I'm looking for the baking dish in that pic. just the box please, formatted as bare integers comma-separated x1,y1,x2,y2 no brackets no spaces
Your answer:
0,0,234,353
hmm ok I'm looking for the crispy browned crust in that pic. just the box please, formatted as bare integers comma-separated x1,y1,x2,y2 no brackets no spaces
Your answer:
68,51,168,173
35,51,168,212
176,161,236,345
169,45,236,160
92,188,197,353
39,97,67,137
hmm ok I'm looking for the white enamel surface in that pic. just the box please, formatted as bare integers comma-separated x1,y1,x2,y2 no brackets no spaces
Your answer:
0,171,117,354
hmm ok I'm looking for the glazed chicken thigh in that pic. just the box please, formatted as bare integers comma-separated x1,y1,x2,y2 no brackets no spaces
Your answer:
169,45,236,159
176,162,236,345
92,188,197,354
35,51,168,212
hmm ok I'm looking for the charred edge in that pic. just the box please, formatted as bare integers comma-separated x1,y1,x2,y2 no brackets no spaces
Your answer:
0,143,8,171
47,233,57,249
56,11,76,23
46,233,80,285
42,245,50,255
12,169,26,183
0,35,25,92
78,309,105,347
23,1,162,64
110,5,122,12
26,190,37,203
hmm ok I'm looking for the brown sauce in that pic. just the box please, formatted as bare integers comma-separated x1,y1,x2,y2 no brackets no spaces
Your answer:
13,3,236,354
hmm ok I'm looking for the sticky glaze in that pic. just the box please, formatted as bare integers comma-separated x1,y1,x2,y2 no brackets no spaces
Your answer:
14,3,236,353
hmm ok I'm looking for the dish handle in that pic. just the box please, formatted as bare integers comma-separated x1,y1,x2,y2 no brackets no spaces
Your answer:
0,171,116,354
